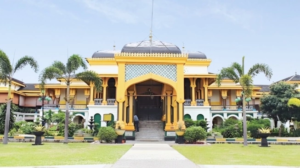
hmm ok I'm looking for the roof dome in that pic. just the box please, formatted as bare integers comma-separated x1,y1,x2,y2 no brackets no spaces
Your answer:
121,40,181,54
188,52,207,59
92,50,119,58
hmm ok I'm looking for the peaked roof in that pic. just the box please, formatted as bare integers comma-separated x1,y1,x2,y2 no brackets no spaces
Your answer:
278,73,300,82
255,85,270,92
18,83,39,91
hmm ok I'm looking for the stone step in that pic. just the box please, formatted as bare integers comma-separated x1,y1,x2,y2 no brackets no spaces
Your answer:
135,120,164,141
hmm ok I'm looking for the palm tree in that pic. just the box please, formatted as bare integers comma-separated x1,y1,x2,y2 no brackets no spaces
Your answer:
0,49,39,144
39,54,102,144
216,56,272,146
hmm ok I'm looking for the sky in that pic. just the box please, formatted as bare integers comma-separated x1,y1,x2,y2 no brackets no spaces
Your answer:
0,0,300,84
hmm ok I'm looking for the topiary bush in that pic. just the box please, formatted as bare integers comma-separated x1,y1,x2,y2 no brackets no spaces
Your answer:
184,119,195,128
98,126,117,143
184,126,207,143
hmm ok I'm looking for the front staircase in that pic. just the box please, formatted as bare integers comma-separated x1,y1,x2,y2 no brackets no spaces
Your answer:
135,120,165,141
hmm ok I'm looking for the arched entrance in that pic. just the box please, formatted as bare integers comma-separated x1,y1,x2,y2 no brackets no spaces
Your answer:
212,116,223,128
73,115,84,125
120,73,182,131
135,80,163,121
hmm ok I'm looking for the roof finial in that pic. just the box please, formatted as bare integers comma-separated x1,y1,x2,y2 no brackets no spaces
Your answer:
296,71,297,75
113,41,116,51
149,0,154,53
182,43,185,53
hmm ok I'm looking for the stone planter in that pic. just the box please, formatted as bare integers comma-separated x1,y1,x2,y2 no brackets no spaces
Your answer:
115,129,125,143
175,131,185,136
258,133,270,147
115,129,125,136
175,131,185,144
32,132,45,145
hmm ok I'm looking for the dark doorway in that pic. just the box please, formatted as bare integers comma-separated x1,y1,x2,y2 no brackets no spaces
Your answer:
136,94,162,121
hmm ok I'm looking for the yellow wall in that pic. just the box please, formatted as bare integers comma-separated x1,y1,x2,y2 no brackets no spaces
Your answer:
210,90,221,105
75,89,86,104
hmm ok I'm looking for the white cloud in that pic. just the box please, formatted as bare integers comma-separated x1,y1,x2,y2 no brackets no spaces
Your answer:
81,0,139,24
80,0,191,28
81,0,260,32
21,0,80,20
205,1,260,32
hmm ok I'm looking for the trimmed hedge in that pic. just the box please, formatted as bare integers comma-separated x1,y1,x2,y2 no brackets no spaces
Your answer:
98,127,117,143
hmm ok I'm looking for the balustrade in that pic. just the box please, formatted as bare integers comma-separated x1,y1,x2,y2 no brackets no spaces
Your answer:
94,98,116,105
184,99,191,106
94,99,103,105
43,104,58,109
107,99,116,105
211,105,255,111
184,99,204,106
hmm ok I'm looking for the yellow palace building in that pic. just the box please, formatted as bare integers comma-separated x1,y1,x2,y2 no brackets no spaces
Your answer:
4,39,300,140
44,40,262,139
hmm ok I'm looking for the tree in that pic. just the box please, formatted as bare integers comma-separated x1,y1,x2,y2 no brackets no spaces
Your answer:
39,54,102,144
261,82,300,123
216,56,272,146
43,110,54,128
0,104,15,134
0,50,38,144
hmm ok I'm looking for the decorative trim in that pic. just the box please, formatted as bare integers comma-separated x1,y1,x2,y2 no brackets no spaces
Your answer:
125,64,177,82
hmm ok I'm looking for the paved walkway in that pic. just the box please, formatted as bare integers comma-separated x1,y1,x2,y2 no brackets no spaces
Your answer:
1,143,299,168
110,143,199,168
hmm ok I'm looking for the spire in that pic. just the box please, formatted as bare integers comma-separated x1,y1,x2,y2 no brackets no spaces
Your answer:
182,43,185,53
113,41,116,51
149,0,154,43
149,0,154,53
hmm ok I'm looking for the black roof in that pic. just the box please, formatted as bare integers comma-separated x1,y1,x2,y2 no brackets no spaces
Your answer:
18,83,39,91
92,50,119,58
121,40,181,54
188,52,207,59
278,74,300,82
11,77,24,85
255,85,270,92
91,40,208,59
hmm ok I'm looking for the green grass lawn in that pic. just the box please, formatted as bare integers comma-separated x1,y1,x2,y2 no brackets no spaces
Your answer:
0,143,131,166
173,144,300,166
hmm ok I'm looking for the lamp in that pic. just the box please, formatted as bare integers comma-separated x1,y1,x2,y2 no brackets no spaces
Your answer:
148,88,154,100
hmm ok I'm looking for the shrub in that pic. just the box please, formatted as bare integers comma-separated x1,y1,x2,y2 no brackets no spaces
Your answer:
108,121,116,128
195,120,207,130
288,98,300,107
249,119,271,127
58,123,81,137
98,127,117,143
247,123,263,138
68,123,78,137
18,122,35,134
184,126,207,143
184,119,195,128
224,118,239,127
221,124,242,138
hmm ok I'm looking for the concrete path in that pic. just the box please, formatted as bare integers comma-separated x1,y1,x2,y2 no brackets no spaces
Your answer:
198,166,299,168
110,144,199,168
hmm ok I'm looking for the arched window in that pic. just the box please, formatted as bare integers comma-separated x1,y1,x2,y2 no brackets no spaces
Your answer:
184,114,191,120
94,114,101,128
197,114,204,121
